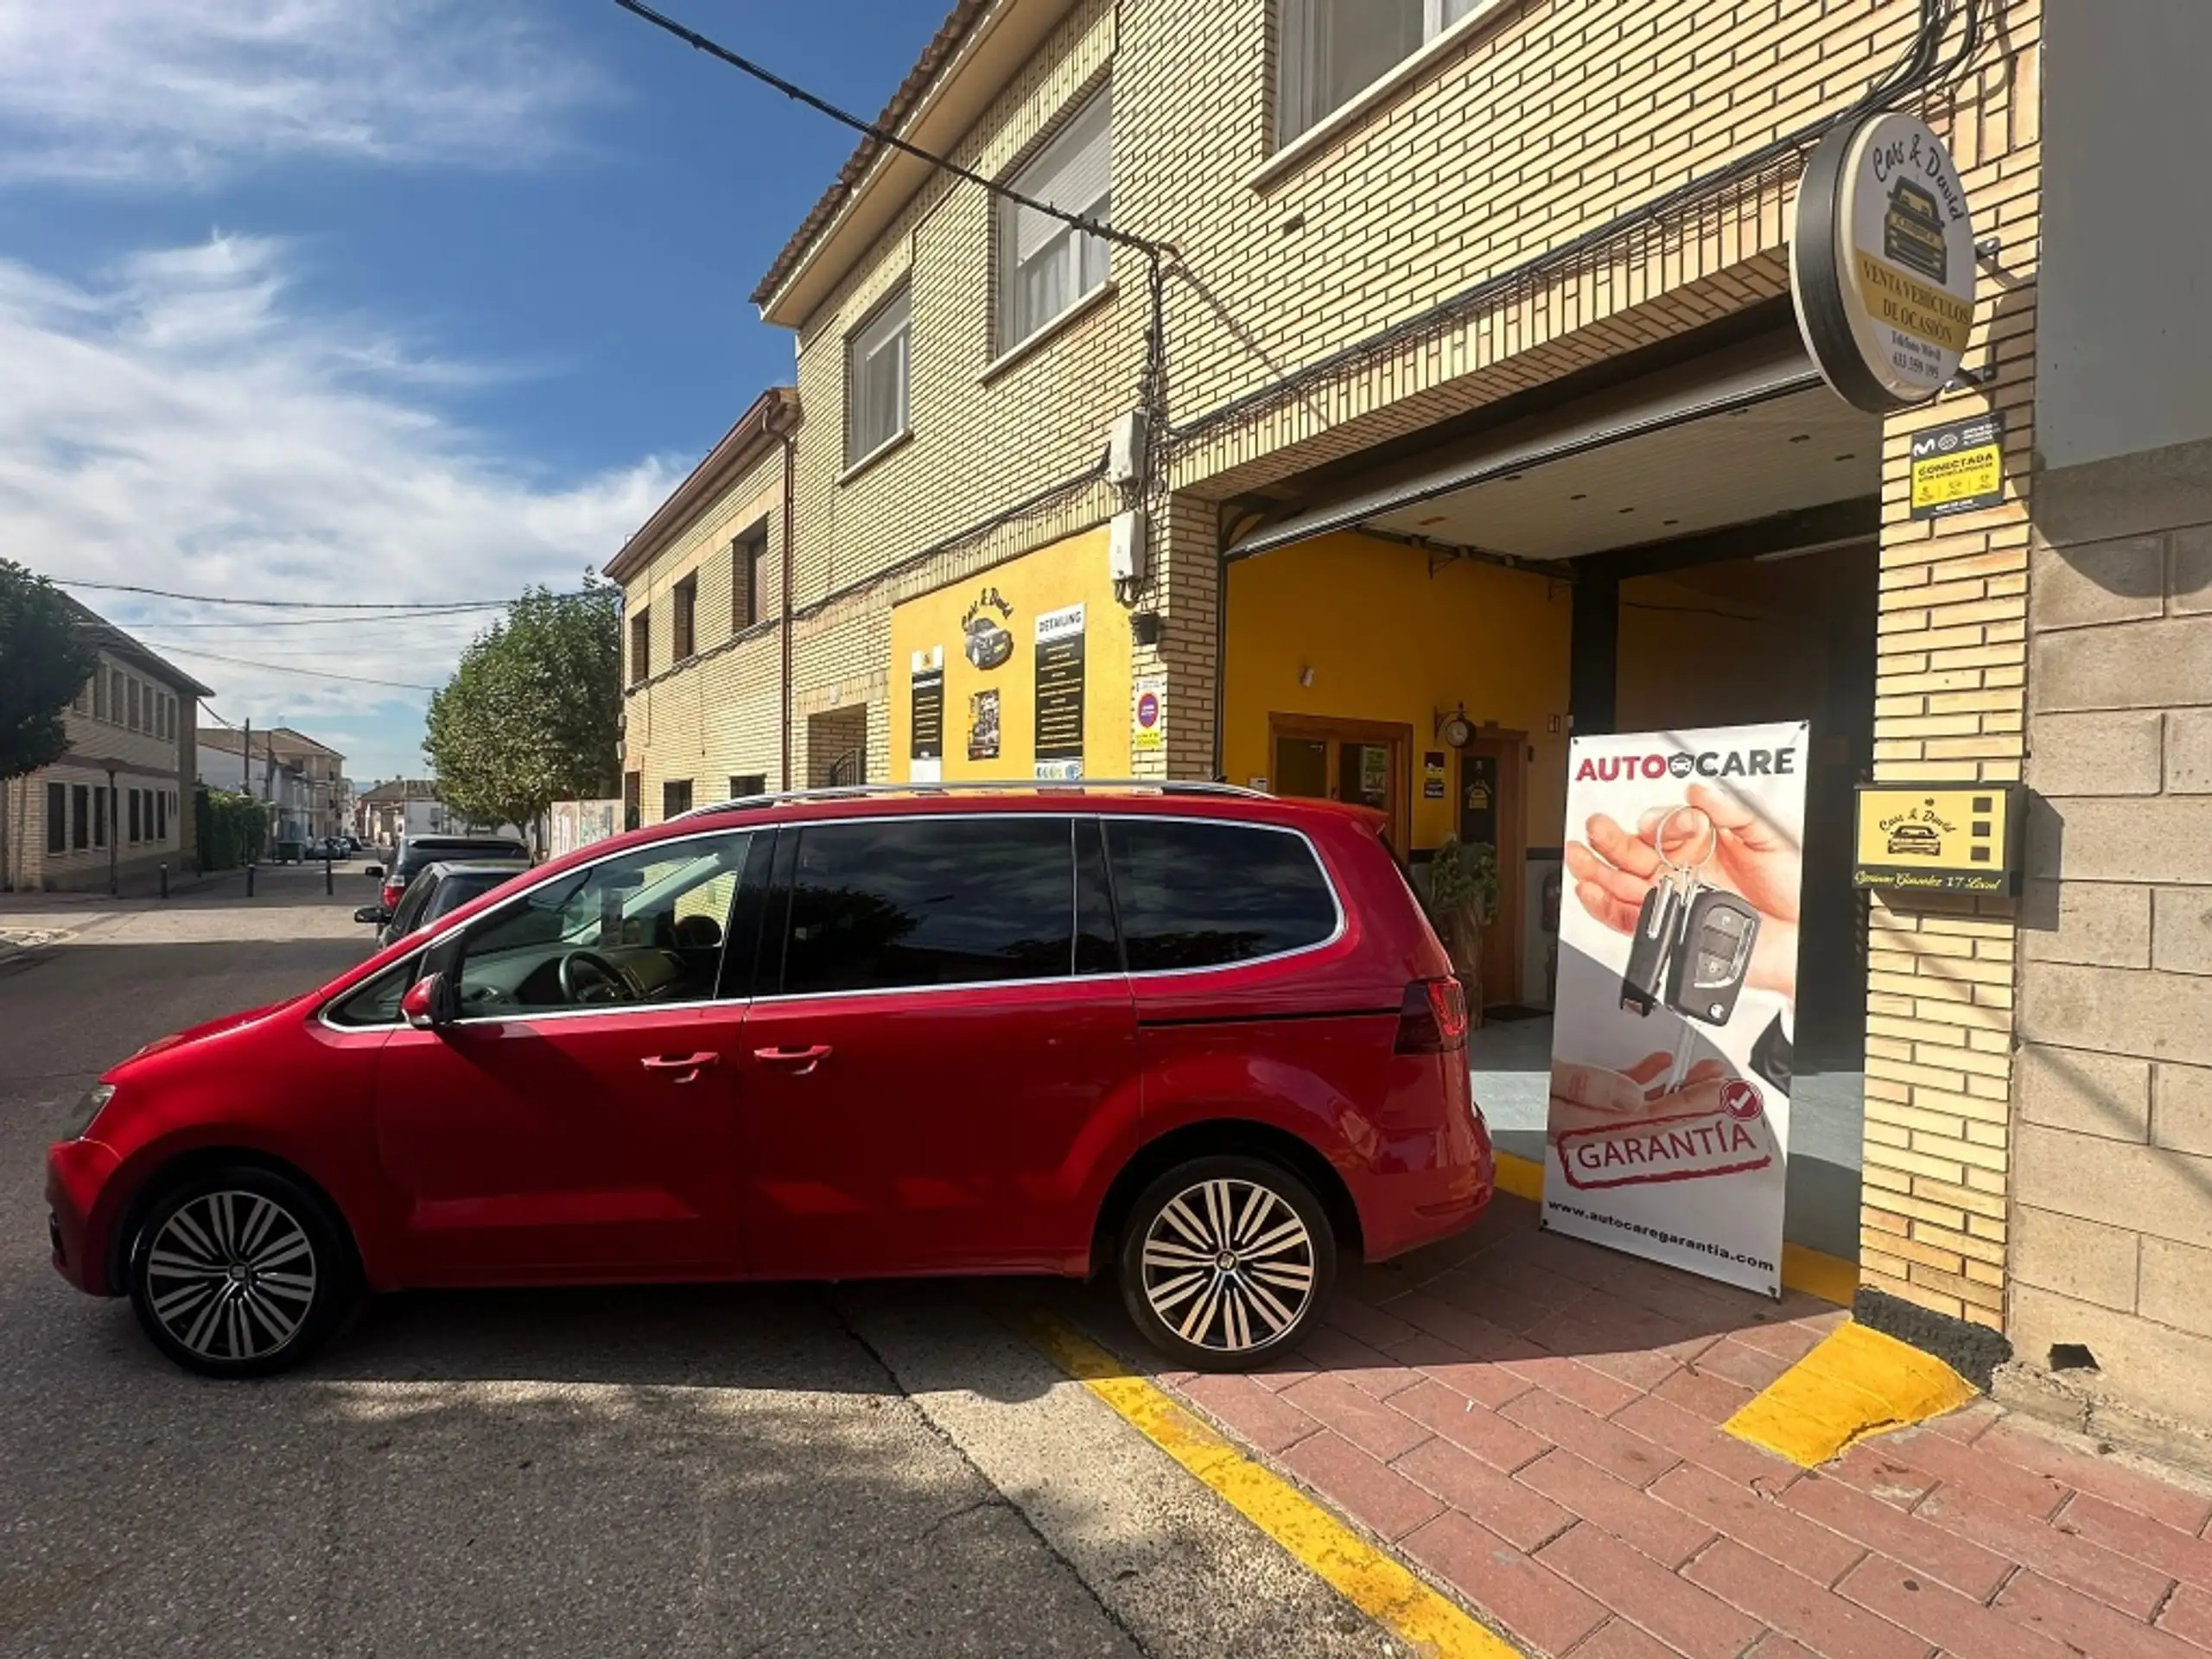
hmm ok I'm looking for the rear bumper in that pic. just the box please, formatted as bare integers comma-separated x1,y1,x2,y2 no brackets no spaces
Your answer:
1355,1102,1495,1262
46,1137,123,1295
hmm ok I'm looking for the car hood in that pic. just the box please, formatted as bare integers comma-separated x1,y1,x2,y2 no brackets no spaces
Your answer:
106,998,293,1077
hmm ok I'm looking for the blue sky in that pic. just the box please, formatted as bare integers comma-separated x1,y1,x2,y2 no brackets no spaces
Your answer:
0,0,945,779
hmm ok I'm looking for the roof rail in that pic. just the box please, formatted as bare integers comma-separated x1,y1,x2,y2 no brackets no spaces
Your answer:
671,778,1271,822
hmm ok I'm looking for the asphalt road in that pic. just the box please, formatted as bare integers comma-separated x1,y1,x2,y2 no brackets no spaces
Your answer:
0,865,1402,1658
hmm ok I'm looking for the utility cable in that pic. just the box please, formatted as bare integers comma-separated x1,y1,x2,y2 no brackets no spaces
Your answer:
610,0,1176,589
136,643,440,692
51,579,528,612
609,0,1172,261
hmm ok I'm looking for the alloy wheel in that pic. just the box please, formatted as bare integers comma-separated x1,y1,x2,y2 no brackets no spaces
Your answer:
1140,1177,1316,1354
143,1190,320,1363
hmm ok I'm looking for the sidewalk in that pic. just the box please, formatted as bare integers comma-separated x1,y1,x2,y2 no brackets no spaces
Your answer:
1090,1191,2212,1658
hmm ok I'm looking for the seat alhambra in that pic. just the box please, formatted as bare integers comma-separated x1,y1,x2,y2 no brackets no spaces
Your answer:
48,784,1493,1377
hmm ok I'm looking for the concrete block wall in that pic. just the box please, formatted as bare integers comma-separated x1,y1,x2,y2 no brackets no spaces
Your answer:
2009,435,2212,1417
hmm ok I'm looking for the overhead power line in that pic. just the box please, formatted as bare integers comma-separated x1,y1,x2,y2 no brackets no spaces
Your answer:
53,578,520,611
145,612,499,631
609,0,1173,261
139,642,441,692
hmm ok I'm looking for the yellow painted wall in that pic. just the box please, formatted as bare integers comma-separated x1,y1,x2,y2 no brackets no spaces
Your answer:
887,527,1132,783
1224,532,1572,853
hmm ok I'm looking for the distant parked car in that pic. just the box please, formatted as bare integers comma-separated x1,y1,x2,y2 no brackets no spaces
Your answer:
364,834,530,916
308,836,349,862
358,861,527,949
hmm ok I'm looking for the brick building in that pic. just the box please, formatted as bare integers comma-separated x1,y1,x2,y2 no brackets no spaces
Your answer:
0,599,210,893
614,0,2212,1443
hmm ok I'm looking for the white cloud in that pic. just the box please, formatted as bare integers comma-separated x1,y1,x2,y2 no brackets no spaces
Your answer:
0,235,677,777
0,0,603,185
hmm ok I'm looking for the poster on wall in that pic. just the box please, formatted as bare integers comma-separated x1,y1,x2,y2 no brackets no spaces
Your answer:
1132,677,1166,757
967,689,1001,763
1544,721,1809,1297
909,647,944,784
1034,602,1086,779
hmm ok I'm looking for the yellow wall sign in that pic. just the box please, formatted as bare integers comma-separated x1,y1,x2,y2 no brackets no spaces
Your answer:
1853,783,2023,893
887,527,1130,785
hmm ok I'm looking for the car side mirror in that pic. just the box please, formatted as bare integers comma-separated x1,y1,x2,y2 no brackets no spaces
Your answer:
353,905,388,925
363,864,385,880
400,970,458,1031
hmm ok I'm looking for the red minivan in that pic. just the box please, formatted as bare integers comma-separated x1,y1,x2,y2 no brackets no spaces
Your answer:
48,785,1493,1377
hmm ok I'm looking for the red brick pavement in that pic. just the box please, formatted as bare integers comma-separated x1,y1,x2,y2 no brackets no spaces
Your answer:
1134,1192,2212,1658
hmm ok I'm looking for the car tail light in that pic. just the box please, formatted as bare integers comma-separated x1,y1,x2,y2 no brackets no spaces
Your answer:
381,880,404,910
1395,978,1469,1053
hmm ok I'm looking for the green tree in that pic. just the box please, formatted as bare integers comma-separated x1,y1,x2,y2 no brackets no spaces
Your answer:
0,559,100,781
423,581,621,847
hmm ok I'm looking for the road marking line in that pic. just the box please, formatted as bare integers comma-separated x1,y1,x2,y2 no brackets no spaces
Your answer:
1491,1151,1857,1306
1726,1319,1977,1467
1015,1308,1527,1659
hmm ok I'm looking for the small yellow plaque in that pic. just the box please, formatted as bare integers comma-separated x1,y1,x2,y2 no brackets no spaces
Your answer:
1853,783,2022,894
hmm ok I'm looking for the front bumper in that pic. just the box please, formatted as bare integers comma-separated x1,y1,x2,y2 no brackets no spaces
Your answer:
46,1137,123,1295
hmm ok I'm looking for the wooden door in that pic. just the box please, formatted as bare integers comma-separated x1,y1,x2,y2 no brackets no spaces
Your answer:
1458,734,1525,1007
1269,716,1411,855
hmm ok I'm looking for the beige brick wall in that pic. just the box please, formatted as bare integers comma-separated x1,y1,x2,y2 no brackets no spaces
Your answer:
768,0,1946,779
2005,435,2212,1413
1855,3,2042,1329
620,445,790,821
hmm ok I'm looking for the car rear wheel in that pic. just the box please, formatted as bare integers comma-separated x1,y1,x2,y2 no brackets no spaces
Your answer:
126,1166,353,1379
1118,1155,1337,1372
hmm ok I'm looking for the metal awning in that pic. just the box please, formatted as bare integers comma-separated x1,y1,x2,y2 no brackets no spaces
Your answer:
1228,334,1829,561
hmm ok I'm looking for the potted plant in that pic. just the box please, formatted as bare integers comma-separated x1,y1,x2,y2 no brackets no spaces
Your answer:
1425,835,1499,1027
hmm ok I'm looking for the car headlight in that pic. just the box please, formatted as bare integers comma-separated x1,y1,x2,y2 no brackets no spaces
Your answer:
67,1084,116,1140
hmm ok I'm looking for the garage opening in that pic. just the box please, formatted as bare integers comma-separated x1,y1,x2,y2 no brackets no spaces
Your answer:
1221,323,1879,1260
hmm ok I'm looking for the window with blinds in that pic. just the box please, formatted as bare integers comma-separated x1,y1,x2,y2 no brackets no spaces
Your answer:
996,86,1111,354
1276,0,1485,144
844,283,911,466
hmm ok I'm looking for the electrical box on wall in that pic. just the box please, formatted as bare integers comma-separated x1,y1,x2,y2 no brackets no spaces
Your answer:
1109,510,1146,584
1107,410,1148,486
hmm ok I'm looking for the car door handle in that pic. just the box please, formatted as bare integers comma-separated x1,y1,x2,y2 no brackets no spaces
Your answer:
640,1052,720,1084
753,1044,833,1075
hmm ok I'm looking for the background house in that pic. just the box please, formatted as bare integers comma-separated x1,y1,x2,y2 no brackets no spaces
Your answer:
0,599,210,893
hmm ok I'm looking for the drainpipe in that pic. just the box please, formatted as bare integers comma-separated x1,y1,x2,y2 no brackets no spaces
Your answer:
778,408,798,793
105,767,118,895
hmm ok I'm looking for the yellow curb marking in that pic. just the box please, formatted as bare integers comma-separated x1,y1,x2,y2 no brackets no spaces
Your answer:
1725,1319,1978,1468
1491,1151,1858,1306
1015,1309,1527,1659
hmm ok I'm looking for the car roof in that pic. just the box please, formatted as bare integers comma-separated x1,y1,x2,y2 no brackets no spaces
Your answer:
422,860,531,876
643,782,1390,847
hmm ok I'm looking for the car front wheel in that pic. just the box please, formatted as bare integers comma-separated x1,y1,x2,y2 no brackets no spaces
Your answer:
1118,1155,1337,1372
126,1166,353,1378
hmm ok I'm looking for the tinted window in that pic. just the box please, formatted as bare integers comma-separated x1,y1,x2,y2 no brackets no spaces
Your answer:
779,817,1073,995
386,874,438,937
1075,817,1120,975
451,832,751,1017
1106,819,1338,971
327,957,421,1027
426,872,512,923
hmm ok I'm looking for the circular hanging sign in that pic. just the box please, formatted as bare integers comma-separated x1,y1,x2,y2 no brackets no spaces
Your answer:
1790,111,1977,412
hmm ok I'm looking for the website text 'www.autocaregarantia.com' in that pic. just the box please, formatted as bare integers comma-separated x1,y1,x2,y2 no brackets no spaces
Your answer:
1544,1198,1776,1275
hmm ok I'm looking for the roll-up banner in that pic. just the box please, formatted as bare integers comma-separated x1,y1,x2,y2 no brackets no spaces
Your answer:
1546,722,1809,1297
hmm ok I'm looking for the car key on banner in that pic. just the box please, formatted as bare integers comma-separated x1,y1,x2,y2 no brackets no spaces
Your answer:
1548,721,1808,1298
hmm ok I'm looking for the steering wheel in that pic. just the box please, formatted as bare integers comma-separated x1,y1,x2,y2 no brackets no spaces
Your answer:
558,949,634,1006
